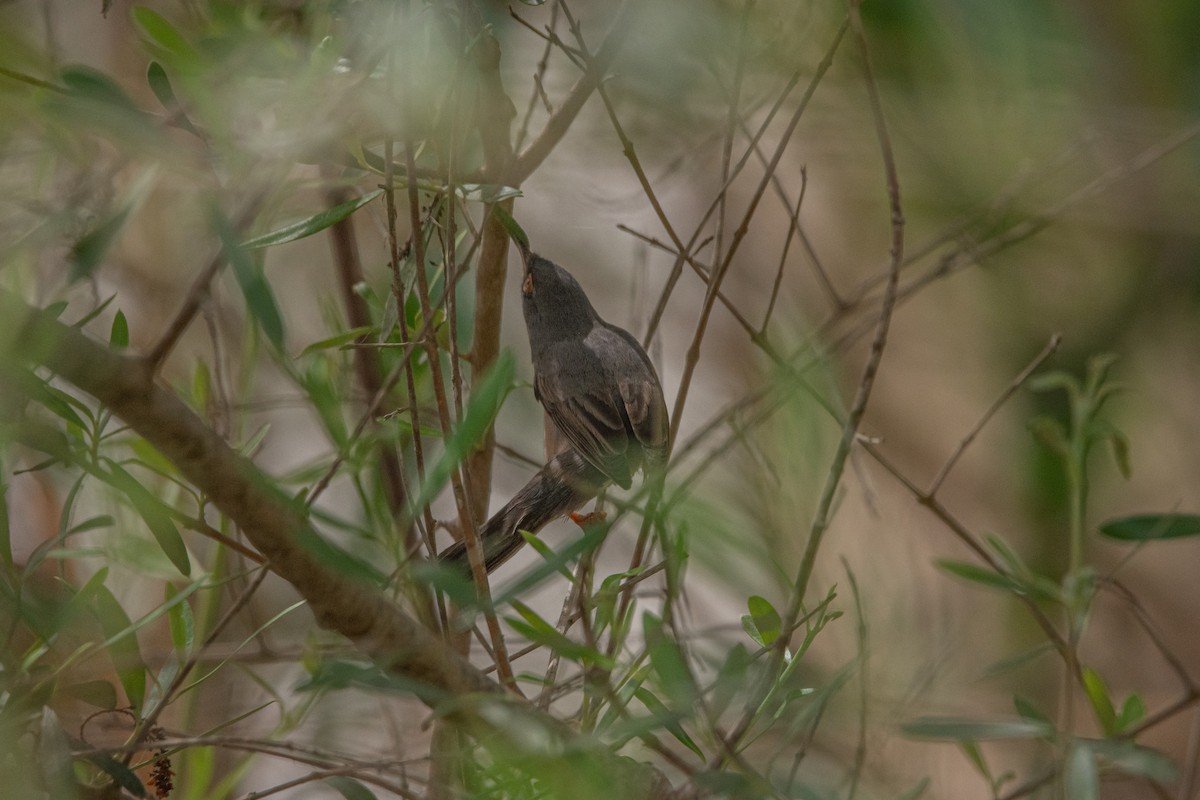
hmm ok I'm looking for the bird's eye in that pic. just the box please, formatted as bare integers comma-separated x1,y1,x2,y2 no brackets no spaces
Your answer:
522,272,534,296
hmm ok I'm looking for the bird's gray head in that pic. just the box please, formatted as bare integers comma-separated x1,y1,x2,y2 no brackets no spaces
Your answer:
520,251,598,344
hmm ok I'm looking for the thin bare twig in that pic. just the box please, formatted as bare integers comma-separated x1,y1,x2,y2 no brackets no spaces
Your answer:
402,132,516,688
123,568,272,763
148,196,263,370
927,333,1063,496
643,18,850,347
510,1,635,184
668,16,846,446
723,0,905,759
324,184,412,542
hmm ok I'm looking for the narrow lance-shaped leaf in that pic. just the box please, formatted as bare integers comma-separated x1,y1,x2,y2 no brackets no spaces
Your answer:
105,459,191,576
211,205,285,351
92,583,147,710
634,686,705,759
110,310,129,348
1081,667,1118,735
166,583,195,658
645,612,697,710
1099,513,1200,541
243,190,383,249
324,776,379,800
146,61,200,136
405,351,515,517
60,65,141,110
132,7,200,62
490,205,529,250
1086,738,1177,783
70,206,133,283
901,716,1054,741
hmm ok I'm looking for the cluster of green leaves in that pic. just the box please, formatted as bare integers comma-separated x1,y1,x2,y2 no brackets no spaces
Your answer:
908,356,1192,798
1,5,524,798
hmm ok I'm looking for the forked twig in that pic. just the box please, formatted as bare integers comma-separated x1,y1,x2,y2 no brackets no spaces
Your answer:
927,333,1063,496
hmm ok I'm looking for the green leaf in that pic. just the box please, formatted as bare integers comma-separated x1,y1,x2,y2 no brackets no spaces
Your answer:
132,7,198,62
211,205,285,351
490,205,529,251
146,61,199,136
166,584,195,658
464,184,524,203
519,530,574,580
297,658,445,705
1029,370,1078,397
62,679,118,709
83,751,147,797
645,612,696,710
507,600,610,666
92,583,147,709
105,460,191,576
1107,430,1132,479
146,61,176,109
959,740,992,783
1081,667,1117,735
1028,416,1069,455
1099,513,1200,541
488,522,609,609
301,357,348,447
1117,693,1145,731
1012,694,1050,725
109,310,129,348
936,560,1018,592
741,595,782,647
60,65,141,110
901,716,1054,741
633,686,704,759
405,352,515,517
298,326,374,357
1085,738,1177,783
191,360,211,411
708,644,751,719
24,375,89,431
242,190,383,249
324,776,378,800
1065,741,1099,800
70,206,133,282
983,641,1056,677
293,522,384,585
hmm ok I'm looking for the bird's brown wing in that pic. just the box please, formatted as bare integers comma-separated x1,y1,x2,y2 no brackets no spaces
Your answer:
603,324,670,470
617,373,670,470
536,368,635,489
534,333,639,488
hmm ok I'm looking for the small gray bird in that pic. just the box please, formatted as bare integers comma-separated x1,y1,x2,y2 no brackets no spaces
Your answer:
521,247,670,489
439,244,669,575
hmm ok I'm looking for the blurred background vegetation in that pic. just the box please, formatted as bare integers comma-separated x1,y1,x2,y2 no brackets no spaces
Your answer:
2,0,1200,798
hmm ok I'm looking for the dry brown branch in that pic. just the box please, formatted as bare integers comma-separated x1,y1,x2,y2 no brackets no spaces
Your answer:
4,292,682,798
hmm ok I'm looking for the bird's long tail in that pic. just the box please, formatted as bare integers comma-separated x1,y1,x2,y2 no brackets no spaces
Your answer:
438,449,608,575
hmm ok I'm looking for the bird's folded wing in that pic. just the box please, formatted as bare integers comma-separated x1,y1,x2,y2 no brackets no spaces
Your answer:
537,373,634,489
618,376,670,468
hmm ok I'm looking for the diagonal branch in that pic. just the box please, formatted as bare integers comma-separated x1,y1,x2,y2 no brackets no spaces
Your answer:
3,291,683,798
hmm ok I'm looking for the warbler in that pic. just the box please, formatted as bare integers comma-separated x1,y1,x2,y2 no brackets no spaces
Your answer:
439,242,669,574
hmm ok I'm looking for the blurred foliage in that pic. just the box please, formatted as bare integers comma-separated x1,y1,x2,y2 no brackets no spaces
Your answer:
1,1,1199,799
